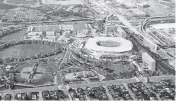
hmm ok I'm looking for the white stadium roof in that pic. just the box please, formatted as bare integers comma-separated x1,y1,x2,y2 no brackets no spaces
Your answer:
85,37,133,53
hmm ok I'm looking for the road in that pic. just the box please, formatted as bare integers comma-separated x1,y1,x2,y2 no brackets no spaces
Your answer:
0,78,137,94
58,47,70,70
53,46,72,84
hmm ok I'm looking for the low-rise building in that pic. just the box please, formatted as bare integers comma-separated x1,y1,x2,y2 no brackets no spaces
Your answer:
46,31,55,36
43,36,56,42
142,52,156,72
28,35,42,40
64,70,102,83
61,25,74,31
129,8,147,17
25,32,42,40
27,32,43,36
142,38,158,53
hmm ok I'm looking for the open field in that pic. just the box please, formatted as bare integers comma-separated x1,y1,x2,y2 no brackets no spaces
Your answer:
0,43,60,59
0,30,25,42
41,0,83,5
4,0,37,5
14,61,62,85
0,0,16,9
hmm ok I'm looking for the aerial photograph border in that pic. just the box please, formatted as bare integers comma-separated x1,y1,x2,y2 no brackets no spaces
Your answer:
0,0,175,100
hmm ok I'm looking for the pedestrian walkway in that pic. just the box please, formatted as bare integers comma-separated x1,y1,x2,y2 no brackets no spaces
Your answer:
38,91,43,100
123,84,136,100
149,75,175,82
134,76,141,82
104,86,113,100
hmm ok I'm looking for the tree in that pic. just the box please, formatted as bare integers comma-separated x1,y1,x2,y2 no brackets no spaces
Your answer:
10,58,15,63
0,58,3,64
4,57,11,63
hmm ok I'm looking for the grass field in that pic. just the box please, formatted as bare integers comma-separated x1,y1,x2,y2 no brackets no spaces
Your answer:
15,61,58,85
0,30,25,42
0,43,59,59
0,0,16,9
5,0,37,5
42,0,82,5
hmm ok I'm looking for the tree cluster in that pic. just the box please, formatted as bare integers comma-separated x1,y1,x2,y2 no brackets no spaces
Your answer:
0,25,25,38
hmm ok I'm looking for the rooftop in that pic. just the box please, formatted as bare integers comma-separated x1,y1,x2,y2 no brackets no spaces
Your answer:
151,23,176,29
85,37,133,53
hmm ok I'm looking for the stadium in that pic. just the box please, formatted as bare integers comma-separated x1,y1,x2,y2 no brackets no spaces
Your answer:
72,37,134,62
